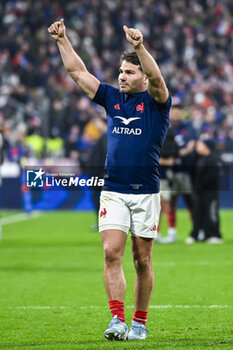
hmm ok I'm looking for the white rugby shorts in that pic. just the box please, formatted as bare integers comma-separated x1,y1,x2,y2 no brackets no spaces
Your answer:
172,172,192,193
160,173,192,201
98,191,161,238
160,179,172,201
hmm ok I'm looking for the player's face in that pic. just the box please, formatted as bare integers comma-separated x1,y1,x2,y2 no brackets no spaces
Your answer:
170,107,182,125
118,61,147,94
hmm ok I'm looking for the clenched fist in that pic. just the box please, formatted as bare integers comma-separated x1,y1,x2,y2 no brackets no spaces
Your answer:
48,18,66,41
123,25,143,49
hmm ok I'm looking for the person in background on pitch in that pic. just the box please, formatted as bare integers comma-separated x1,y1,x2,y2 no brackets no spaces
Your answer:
155,125,179,243
186,137,223,244
48,19,170,341
160,105,197,243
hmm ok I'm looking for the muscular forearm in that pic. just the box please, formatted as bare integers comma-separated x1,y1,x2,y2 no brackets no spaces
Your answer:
135,43,168,102
122,25,168,102
135,44,162,81
57,36,87,74
56,35,99,99
159,157,175,166
48,19,99,99
179,141,195,156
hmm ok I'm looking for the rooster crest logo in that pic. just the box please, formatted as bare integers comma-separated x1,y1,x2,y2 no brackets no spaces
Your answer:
100,208,107,218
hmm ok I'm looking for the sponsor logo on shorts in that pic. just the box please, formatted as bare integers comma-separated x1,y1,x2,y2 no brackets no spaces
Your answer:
150,225,157,232
100,208,107,218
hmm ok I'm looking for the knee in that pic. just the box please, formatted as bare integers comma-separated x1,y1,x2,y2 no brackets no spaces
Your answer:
104,247,122,266
133,254,152,273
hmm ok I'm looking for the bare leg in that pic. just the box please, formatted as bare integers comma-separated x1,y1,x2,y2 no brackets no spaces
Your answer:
101,229,127,301
160,197,170,230
131,236,155,311
169,193,178,211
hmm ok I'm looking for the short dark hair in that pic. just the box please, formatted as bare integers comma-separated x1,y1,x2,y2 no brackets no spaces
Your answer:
121,51,142,71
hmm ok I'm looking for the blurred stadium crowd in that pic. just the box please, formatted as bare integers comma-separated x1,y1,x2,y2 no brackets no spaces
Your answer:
0,0,233,164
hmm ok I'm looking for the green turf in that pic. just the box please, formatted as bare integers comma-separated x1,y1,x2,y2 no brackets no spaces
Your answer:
0,210,232,349
1,210,23,218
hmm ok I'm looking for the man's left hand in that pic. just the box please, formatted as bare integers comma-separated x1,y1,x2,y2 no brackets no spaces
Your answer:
123,26,143,49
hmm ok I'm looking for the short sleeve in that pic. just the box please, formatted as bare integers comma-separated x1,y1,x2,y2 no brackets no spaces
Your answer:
152,94,172,111
148,93,171,127
92,83,118,108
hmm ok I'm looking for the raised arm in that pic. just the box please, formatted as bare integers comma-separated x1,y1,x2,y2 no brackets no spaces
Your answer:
48,19,100,100
123,25,169,104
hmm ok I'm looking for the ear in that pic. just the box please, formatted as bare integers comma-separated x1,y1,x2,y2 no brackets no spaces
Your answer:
143,74,148,85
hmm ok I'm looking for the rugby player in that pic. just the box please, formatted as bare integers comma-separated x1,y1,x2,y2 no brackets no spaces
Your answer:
48,19,171,340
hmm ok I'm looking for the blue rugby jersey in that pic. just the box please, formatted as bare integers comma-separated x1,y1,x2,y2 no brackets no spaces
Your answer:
173,120,198,173
93,83,171,194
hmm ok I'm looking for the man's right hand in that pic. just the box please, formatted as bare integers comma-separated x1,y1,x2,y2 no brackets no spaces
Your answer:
48,18,65,41
48,17,100,100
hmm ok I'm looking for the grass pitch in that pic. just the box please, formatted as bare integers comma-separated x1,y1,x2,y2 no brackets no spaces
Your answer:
0,209,232,349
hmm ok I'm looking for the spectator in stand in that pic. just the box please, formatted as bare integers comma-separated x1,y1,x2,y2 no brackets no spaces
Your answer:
65,125,80,161
0,0,232,161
